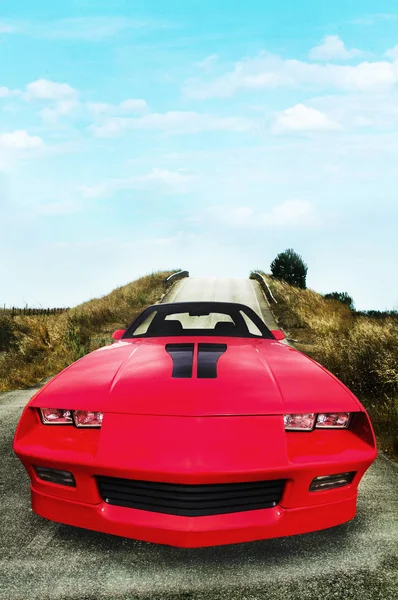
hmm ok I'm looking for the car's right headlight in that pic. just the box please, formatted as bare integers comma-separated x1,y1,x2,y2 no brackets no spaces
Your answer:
39,408,103,428
284,412,352,431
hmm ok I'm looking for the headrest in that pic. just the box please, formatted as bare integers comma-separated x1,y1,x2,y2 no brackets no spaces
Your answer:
159,320,184,335
213,321,237,335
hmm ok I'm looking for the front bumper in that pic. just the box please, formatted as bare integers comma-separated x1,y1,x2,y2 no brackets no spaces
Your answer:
31,486,358,548
15,411,377,547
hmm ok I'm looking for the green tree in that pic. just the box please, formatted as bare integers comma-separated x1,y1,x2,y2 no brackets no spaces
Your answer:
270,249,308,289
324,291,355,310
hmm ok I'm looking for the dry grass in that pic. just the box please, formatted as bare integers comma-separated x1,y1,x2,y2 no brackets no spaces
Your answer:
265,275,398,458
0,271,174,392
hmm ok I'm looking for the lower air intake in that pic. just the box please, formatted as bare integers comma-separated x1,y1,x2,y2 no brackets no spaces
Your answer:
96,476,286,516
34,466,76,487
310,472,355,492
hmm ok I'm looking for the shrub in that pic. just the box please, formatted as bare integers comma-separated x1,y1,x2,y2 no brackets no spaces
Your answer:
324,291,355,310
270,249,308,289
0,316,16,351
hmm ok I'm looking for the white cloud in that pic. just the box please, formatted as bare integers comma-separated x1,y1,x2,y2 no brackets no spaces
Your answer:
89,119,128,138
309,35,363,61
26,79,78,101
386,44,398,60
40,100,80,124
207,199,319,229
196,55,219,71
307,91,398,131
273,103,342,133
86,102,109,115
87,98,148,116
183,53,398,99
0,130,44,150
262,199,319,227
119,98,148,113
24,79,80,125
2,77,148,128
0,86,21,98
90,111,256,137
80,168,196,199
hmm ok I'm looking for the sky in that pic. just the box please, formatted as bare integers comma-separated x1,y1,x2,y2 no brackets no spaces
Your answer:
1,0,398,311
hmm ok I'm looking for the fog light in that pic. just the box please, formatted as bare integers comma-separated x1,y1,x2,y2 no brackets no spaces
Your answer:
34,466,76,487
310,472,355,492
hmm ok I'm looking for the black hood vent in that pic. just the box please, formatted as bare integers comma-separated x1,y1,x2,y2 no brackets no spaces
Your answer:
166,344,194,378
197,343,227,378
166,343,227,378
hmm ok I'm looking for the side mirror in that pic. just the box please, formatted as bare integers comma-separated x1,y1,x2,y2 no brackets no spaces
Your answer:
271,330,285,341
112,329,126,341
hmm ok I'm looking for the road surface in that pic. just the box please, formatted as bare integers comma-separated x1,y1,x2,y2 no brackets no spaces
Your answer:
163,277,279,331
1,277,397,600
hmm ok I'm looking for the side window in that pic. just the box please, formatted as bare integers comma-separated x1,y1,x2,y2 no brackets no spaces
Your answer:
240,311,262,336
132,311,157,335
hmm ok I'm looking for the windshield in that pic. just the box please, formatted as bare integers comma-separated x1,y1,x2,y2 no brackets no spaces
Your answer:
123,302,274,339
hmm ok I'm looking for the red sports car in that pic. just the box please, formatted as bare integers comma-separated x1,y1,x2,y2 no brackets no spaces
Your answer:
13,301,377,548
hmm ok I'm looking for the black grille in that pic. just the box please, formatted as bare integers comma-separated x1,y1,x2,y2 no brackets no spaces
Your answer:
96,476,286,516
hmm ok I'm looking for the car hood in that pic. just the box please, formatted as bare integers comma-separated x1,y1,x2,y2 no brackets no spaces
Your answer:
31,337,361,416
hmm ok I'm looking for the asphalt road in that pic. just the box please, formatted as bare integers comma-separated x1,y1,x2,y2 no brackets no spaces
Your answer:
163,277,279,331
1,278,397,600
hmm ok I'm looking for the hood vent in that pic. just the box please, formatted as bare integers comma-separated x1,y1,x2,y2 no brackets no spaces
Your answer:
166,343,227,378
166,344,194,378
197,343,227,379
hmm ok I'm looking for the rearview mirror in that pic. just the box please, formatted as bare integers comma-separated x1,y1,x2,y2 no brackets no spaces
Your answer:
112,329,126,341
271,330,285,341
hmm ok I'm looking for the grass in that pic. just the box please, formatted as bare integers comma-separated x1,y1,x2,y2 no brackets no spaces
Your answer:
0,271,176,392
263,274,398,459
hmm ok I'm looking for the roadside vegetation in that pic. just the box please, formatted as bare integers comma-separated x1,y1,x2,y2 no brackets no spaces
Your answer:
263,273,398,458
0,271,175,392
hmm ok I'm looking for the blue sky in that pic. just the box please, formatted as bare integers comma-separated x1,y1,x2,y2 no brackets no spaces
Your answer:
1,0,398,310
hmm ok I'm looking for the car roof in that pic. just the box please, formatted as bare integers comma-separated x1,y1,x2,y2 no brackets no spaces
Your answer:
123,301,274,339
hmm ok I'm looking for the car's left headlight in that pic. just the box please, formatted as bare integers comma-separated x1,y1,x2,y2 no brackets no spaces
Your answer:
315,412,351,429
283,413,316,431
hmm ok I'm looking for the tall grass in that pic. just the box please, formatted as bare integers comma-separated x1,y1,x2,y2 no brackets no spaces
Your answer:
265,275,398,458
0,271,174,392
